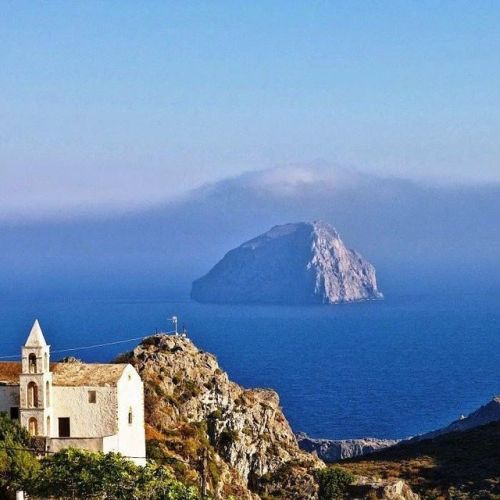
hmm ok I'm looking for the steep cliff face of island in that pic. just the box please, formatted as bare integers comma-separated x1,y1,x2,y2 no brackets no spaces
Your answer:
191,221,383,305
117,334,323,499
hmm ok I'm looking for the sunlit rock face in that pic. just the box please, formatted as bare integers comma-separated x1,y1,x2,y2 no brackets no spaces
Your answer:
120,334,322,499
191,221,383,305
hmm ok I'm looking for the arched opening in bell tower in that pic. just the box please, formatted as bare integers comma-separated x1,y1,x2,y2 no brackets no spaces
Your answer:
28,417,38,436
28,353,37,373
27,381,38,407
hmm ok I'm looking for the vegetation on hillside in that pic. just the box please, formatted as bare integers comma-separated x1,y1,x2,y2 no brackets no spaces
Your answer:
314,466,355,500
30,448,198,499
341,421,500,499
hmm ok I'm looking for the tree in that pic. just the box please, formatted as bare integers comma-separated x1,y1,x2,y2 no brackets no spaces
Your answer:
314,466,355,500
0,412,39,497
29,448,198,499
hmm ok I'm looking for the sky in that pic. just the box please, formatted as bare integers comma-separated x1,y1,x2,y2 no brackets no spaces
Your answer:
1,1,500,217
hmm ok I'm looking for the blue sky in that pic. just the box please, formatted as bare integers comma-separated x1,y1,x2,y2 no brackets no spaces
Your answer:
1,1,499,215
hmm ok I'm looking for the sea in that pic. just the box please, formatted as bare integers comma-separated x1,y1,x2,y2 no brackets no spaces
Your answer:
0,292,498,440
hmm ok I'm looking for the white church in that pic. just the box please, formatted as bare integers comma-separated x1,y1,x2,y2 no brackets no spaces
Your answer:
0,320,146,465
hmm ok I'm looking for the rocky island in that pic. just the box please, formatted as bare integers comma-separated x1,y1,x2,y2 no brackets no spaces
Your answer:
191,221,383,305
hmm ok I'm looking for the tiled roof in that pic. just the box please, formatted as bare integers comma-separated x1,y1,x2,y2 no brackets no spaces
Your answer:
0,362,22,385
52,363,128,387
0,362,129,387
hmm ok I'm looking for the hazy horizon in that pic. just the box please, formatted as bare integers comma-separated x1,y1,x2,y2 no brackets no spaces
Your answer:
2,2,500,220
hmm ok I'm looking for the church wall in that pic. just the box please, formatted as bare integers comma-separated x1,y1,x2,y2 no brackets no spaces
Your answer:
52,386,118,438
48,437,105,453
116,365,146,465
0,386,19,413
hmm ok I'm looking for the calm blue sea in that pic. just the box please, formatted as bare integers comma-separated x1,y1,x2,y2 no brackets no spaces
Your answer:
0,293,498,440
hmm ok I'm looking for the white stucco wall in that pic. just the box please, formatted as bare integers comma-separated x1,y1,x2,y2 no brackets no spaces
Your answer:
116,365,146,465
51,386,118,438
102,434,120,453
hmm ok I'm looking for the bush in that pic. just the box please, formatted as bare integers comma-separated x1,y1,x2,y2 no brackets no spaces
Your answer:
0,412,39,496
314,466,355,500
28,448,198,499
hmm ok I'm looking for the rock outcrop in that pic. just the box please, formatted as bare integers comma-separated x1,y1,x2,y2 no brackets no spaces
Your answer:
296,433,399,462
191,221,383,305
348,477,420,500
117,334,323,499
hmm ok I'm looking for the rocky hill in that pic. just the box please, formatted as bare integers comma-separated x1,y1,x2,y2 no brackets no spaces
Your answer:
191,221,383,305
116,334,323,499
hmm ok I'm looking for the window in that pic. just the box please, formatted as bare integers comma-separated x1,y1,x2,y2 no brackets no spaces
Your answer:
46,381,50,406
128,407,133,425
88,390,96,403
27,382,38,408
9,407,19,420
46,416,51,436
28,417,38,436
58,417,70,437
28,353,37,374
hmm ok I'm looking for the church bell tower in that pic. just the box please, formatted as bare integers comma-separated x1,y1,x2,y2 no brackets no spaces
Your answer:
19,320,53,437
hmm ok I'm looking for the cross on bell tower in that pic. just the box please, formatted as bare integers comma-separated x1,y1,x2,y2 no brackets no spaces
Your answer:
19,320,53,437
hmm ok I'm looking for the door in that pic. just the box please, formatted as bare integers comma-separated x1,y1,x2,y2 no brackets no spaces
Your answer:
58,417,70,437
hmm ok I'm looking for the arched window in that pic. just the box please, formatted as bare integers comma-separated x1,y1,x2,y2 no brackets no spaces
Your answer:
27,382,38,408
128,407,133,425
28,417,38,436
44,353,48,371
46,381,50,406
46,416,51,436
28,353,37,374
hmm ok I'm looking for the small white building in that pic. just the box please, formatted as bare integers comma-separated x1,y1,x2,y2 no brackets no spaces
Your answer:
0,320,146,465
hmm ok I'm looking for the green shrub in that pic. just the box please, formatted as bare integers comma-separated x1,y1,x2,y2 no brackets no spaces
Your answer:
0,412,40,496
314,466,355,500
28,448,198,499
